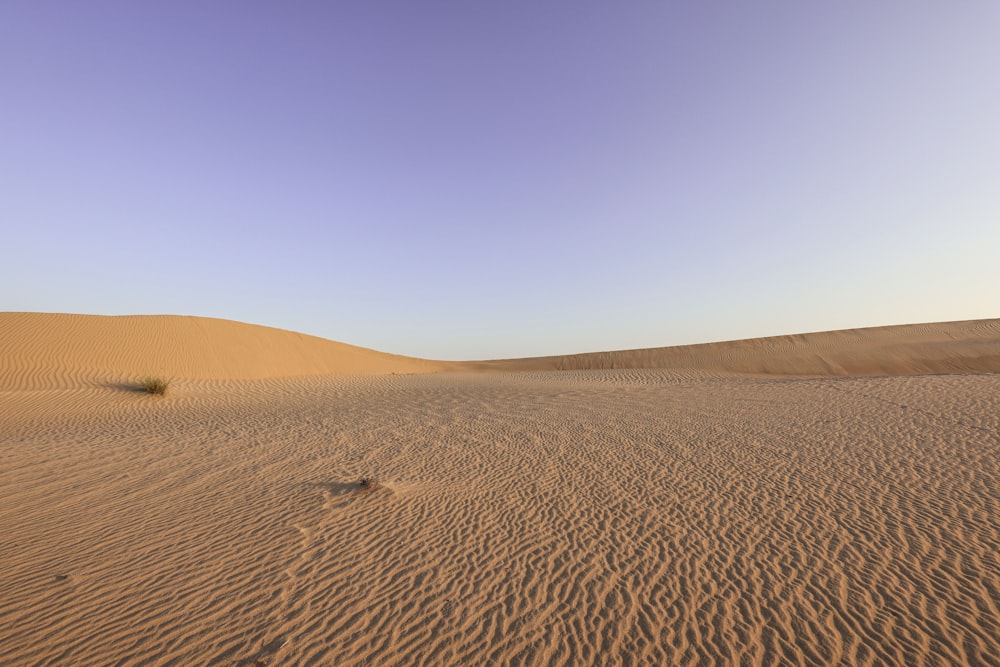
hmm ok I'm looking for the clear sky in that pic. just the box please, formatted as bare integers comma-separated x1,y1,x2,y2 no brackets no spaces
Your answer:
3,2,998,360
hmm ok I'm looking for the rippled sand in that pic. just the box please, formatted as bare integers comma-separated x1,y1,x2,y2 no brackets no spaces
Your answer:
2,315,999,665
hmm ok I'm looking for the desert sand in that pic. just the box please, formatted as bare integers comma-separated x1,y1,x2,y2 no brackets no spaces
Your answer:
1,313,998,666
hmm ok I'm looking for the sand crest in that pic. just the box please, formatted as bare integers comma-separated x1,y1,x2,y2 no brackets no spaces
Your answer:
1,314,998,665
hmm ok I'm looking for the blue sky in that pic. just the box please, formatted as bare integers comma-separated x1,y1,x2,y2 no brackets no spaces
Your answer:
3,2,998,359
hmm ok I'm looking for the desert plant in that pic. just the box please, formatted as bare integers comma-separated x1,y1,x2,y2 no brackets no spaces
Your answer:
358,477,379,492
139,377,170,396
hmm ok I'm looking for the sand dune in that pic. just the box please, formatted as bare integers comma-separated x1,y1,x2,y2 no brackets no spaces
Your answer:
3,313,999,394
2,314,999,665
470,318,1000,377
0,312,445,391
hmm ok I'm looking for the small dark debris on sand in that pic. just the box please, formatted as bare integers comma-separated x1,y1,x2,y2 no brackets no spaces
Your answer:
358,477,380,492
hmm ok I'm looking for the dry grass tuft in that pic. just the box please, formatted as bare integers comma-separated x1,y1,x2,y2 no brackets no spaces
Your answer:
139,377,170,396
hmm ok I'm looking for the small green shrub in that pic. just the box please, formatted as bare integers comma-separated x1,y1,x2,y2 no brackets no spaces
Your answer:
139,377,170,395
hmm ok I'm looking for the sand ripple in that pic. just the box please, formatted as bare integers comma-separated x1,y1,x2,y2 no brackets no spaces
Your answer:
2,371,998,665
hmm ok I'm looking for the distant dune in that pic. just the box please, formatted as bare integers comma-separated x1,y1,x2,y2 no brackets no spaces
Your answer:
469,319,1000,376
2,312,999,392
2,312,999,665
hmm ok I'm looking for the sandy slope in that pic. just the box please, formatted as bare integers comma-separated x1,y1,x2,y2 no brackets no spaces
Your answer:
3,314,999,393
2,314,999,666
0,313,444,391
465,319,1000,377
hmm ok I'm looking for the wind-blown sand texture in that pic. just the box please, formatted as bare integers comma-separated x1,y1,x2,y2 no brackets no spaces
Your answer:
2,313,999,666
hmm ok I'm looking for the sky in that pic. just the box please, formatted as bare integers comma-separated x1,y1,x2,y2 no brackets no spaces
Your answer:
3,2,999,360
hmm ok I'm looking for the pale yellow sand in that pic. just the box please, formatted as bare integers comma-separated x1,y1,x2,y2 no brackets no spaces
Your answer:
1,314,998,666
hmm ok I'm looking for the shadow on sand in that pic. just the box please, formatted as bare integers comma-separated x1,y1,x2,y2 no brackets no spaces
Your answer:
101,382,151,394
306,481,362,496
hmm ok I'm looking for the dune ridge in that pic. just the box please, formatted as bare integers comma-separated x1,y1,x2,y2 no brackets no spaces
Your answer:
2,313,999,393
467,318,1000,377
0,312,445,391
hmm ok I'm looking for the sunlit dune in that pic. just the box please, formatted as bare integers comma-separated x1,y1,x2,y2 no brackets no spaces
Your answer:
0,312,444,391
462,318,1000,377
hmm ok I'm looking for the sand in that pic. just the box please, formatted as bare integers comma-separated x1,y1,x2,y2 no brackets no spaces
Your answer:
2,313,998,666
